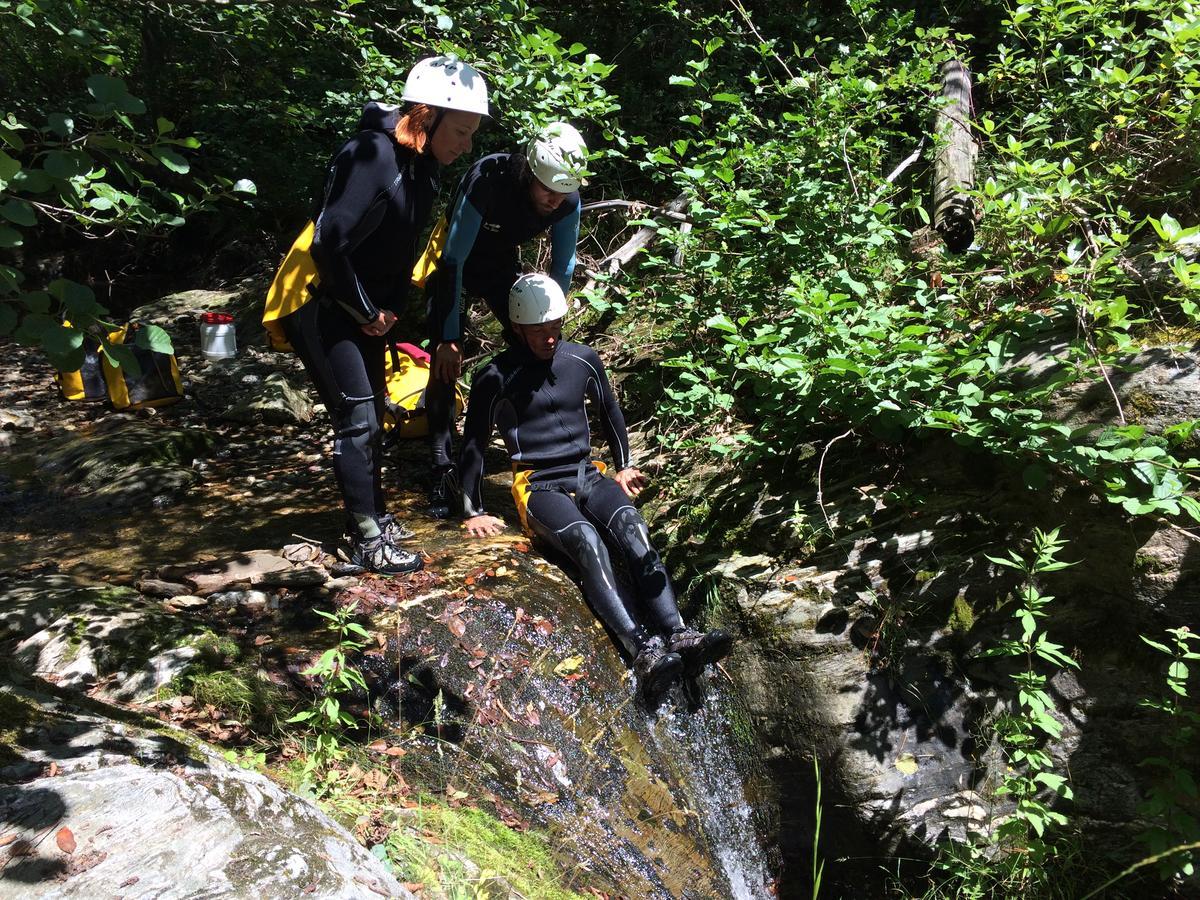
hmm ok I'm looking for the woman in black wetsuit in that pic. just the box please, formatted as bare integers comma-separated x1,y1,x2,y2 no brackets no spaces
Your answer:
281,55,487,575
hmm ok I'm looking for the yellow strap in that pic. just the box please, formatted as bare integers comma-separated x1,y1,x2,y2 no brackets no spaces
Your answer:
510,460,608,537
411,215,448,288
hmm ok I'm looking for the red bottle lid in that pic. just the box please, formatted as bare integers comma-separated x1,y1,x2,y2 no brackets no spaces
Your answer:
200,312,235,324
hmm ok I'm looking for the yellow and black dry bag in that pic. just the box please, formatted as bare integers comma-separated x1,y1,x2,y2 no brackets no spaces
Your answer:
262,220,319,353
57,334,108,402
101,323,184,410
383,342,463,440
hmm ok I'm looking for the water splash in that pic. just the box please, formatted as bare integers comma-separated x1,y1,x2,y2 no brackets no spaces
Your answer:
651,681,773,900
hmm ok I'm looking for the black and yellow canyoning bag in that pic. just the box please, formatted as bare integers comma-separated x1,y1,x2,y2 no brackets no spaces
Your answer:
382,342,463,440
102,323,184,410
57,334,109,402
262,220,318,353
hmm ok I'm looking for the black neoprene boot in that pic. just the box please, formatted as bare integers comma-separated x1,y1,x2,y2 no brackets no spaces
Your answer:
633,634,683,709
426,465,459,519
667,626,734,676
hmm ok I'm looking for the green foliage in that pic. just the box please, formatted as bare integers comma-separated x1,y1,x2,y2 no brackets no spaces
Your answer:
1138,626,1200,882
286,602,373,789
622,0,1200,529
0,0,259,365
928,528,1079,896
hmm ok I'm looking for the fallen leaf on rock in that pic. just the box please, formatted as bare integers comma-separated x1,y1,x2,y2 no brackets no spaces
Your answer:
553,655,584,677
468,658,485,669
895,753,919,775
55,827,75,854
447,616,467,638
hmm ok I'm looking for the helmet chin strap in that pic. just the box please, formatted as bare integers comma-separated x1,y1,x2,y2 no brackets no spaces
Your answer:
425,107,447,151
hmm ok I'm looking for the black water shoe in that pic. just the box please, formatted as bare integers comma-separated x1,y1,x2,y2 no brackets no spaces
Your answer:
667,627,734,676
426,466,460,519
634,637,683,708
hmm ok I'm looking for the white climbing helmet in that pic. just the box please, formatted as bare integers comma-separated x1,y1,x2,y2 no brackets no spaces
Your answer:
527,122,588,193
509,274,568,325
400,54,489,116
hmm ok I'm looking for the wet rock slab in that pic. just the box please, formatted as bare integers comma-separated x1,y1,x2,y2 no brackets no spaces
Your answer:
0,686,409,899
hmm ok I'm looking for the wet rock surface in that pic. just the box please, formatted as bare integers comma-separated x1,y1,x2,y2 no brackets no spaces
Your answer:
651,431,1200,895
0,685,408,899
0,323,772,898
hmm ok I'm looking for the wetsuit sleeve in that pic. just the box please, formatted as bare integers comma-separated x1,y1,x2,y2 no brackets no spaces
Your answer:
434,194,484,342
310,131,397,325
582,347,632,470
548,203,579,296
459,364,504,517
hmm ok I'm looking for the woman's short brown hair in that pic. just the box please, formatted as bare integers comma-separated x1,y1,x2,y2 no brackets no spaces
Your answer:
395,104,438,153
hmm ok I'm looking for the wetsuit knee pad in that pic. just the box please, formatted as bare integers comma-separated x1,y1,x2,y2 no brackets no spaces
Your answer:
609,506,662,574
333,394,380,452
559,521,611,576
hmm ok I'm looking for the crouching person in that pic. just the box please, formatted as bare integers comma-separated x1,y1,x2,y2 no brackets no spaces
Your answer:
457,273,732,706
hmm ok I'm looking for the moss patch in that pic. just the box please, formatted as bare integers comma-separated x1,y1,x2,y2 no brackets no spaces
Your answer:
386,800,587,900
947,593,976,635
0,689,49,766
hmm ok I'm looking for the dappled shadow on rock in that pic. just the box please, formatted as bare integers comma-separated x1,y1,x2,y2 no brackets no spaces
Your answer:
656,432,1200,896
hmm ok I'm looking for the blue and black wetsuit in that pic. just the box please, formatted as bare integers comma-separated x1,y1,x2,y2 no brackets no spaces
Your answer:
459,341,684,654
282,103,439,532
426,152,580,470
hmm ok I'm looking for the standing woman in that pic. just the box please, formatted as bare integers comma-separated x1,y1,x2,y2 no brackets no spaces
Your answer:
281,55,487,574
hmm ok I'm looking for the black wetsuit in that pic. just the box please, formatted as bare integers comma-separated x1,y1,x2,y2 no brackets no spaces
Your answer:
425,152,580,470
282,103,439,528
459,341,684,653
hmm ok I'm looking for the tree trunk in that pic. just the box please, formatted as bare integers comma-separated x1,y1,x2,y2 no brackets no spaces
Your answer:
932,60,977,253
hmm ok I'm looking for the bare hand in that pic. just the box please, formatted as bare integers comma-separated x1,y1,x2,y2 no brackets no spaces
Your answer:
613,467,647,498
433,341,463,383
464,514,506,537
360,309,396,337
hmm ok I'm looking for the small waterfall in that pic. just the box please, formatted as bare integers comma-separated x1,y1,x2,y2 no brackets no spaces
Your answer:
651,681,773,900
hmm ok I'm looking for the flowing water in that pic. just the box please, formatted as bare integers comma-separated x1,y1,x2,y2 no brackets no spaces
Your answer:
652,688,773,900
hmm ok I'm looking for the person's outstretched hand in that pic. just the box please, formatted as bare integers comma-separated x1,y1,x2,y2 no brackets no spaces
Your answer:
433,341,463,383
614,467,647,498
464,514,506,537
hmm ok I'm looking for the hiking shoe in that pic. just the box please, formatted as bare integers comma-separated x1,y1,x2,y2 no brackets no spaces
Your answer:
633,637,683,708
343,532,423,576
427,466,460,519
667,627,734,676
378,513,415,542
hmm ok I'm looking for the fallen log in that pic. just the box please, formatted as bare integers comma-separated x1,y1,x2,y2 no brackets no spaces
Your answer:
932,60,977,252
578,193,690,299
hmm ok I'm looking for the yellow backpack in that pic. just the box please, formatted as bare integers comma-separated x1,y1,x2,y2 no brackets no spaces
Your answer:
261,221,318,353
383,343,463,439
